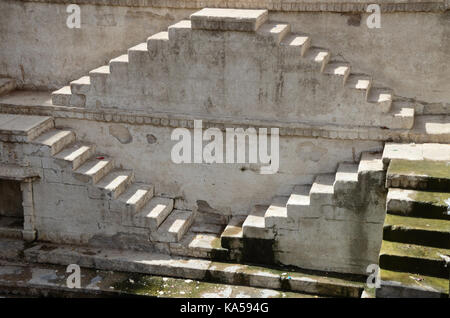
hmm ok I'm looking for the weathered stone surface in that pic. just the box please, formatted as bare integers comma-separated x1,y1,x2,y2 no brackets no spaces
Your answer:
109,124,133,144
190,8,268,32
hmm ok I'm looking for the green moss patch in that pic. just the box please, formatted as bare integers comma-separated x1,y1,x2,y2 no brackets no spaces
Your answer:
381,240,450,260
388,159,450,179
381,269,449,295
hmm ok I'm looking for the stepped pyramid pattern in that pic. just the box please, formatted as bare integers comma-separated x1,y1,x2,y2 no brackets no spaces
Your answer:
52,9,414,129
0,8,449,298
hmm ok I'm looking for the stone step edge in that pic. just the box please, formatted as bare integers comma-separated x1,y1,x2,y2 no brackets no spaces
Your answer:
376,269,449,298
23,243,364,298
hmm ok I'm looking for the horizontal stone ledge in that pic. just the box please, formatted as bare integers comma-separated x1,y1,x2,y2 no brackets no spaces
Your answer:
13,0,450,13
0,104,415,142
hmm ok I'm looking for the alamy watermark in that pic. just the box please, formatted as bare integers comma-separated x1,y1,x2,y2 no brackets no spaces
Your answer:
171,120,279,174
66,4,81,29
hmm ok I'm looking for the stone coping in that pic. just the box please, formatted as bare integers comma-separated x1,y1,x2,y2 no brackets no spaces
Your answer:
0,95,448,144
0,102,401,142
12,0,450,13
0,164,40,181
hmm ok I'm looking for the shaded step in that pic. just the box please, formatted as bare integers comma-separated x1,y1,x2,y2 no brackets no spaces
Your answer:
358,152,384,174
323,62,350,83
286,185,311,218
32,129,76,155
280,33,311,57
379,240,450,279
73,155,114,184
53,141,96,170
334,163,358,192
377,269,449,298
387,188,450,220
96,169,134,199
384,102,415,130
242,205,273,239
256,22,291,44
264,196,289,227
221,216,245,250
115,183,154,215
24,242,365,298
133,197,174,229
303,47,330,72
170,232,228,261
190,222,224,235
70,76,90,95
367,87,393,113
310,174,335,205
387,159,450,192
151,210,195,243
345,74,371,98
383,214,450,249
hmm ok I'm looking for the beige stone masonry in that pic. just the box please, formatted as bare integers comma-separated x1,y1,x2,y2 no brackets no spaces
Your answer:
14,0,450,13
190,8,268,31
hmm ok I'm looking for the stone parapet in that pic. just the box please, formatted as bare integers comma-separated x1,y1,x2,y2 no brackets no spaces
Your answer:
14,0,450,13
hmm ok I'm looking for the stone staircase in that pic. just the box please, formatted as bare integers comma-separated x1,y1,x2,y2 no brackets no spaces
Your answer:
167,151,386,269
376,143,450,298
50,9,414,130
26,120,196,246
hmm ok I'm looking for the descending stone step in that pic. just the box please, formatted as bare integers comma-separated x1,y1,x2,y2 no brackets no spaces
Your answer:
377,269,449,298
170,231,228,260
96,169,134,199
279,33,311,57
383,214,450,249
367,87,393,113
310,174,335,205
264,196,289,228
24,242,365,297
31,129,76,155
53,141,96,170
70,76,90,95
382,102,415,130
323,62,350,83
221,216,245,250
151,209,195,243
387,159,450,192
256,22,290,44
109,54,129,78
386,188,450,220
114,183,154,216
410,115,450,144
242,205,273,239
286,185,312,218
303,47,330,72
51,86,71,106
345,74,371,99
358,151,384,173
334,163,359,192
73,155,114,184
379,240,450,279
133,197,174,229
